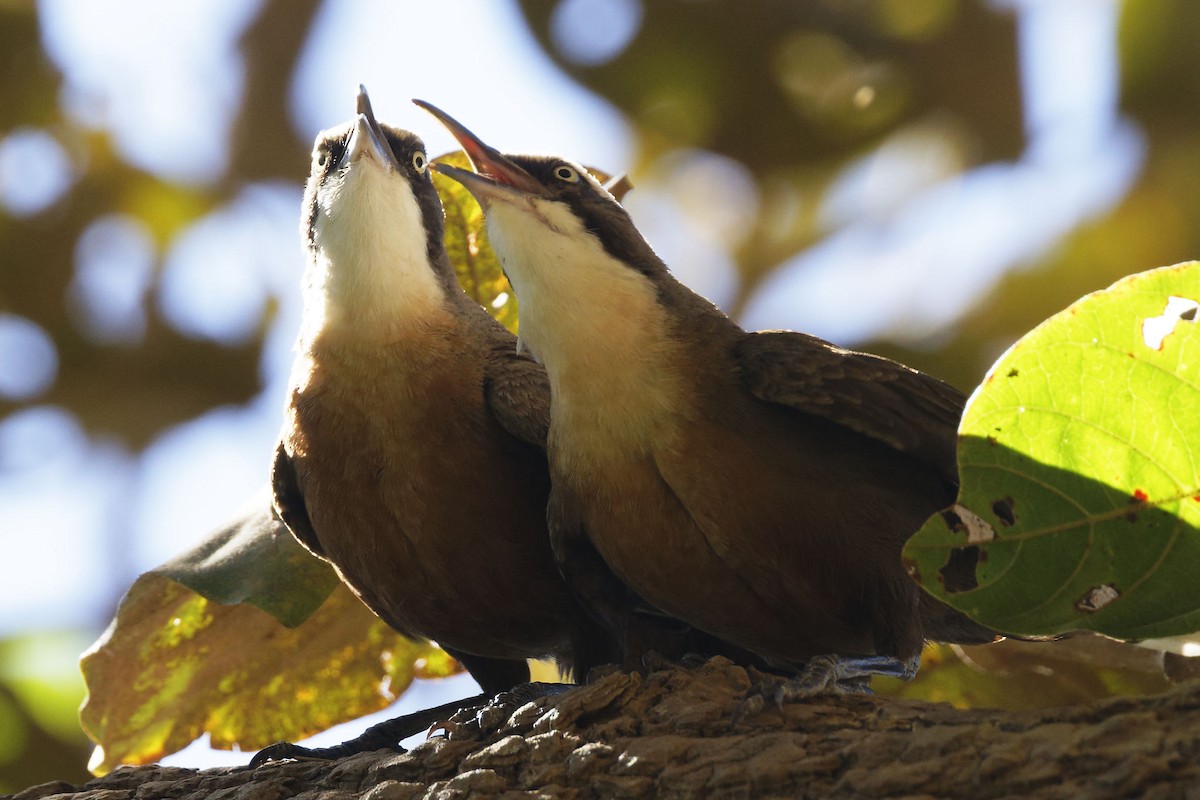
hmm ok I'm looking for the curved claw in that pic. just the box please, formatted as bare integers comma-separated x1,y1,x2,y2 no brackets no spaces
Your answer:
425,717,464,741
729,691,766,731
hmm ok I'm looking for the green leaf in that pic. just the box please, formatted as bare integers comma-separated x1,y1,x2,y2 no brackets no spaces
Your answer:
905,262,1200,639
157,502,338,628
79,573,444,774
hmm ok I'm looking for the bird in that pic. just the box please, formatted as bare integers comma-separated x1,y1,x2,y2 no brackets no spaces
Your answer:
250,87,619,764
417,99,1001,704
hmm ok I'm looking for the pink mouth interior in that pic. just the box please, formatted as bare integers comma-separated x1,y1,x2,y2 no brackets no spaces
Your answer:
454,140,520,188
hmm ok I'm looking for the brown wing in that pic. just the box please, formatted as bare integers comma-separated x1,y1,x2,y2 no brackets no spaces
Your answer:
734,331,966,486
482,343,552,449
270,442,324,559
735,332,1001,646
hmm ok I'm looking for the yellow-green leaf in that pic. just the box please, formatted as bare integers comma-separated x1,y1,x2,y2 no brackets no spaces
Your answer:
906,262,1200,639
79,573,445,774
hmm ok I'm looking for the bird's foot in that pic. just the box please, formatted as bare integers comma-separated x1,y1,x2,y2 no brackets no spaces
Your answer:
731,653,920,728
249,691,490,766
641,649,710,673
429,681,572,742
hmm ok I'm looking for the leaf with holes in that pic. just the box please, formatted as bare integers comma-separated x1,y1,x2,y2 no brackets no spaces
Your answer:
905,262,1200,640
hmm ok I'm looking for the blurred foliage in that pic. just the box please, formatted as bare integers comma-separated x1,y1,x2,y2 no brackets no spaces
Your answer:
521,0,1023,167
876,636,1173,711
872,0,1200,390
0,0,330,435
1,2,318,780
0,634,92,794
907,264,1200,640
518,0,1021,294
6,0,1200,790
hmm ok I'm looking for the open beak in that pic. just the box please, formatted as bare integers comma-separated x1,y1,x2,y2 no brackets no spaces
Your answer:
412,99,546,198
348,84,401,172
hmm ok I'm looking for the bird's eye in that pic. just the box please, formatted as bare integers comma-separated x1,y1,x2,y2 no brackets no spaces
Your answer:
412,151,428,173
316,146,329,168
554,164,580,183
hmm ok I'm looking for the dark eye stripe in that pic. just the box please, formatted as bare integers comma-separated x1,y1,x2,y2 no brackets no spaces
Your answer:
326,132,350,170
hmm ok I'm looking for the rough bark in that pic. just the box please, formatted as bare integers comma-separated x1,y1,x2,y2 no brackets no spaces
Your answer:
10,657,1200,800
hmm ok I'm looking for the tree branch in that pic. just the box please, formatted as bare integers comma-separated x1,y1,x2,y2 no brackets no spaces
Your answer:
14,657,1200,798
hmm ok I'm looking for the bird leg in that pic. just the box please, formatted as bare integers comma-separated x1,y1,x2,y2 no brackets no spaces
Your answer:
731,653,921,728
248,691,488,765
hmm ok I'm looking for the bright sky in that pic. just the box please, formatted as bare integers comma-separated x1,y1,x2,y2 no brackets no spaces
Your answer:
0,0,1134,769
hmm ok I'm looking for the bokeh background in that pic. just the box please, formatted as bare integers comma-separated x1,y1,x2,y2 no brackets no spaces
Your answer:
3,0,1199,790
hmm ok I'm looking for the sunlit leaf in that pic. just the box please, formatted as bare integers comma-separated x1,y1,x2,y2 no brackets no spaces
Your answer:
156,503,338,628
906,262,1200,639
80,573,444,774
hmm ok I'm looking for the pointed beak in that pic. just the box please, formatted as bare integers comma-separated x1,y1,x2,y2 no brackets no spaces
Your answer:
412,99,546,198
348,84,401,171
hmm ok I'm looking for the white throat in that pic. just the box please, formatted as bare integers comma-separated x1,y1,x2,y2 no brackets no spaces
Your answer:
485,197,683,456
301,162,445,344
